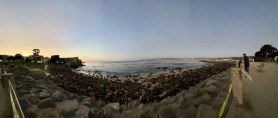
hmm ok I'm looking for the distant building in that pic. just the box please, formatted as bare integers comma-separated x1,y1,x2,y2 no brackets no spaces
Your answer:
60,57,83,68
49,55,83,68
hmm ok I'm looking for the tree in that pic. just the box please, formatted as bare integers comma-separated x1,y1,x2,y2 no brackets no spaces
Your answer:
255,44,277,58
33,49,40,56
14,53,23,61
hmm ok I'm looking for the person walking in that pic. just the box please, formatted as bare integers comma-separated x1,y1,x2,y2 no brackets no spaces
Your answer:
243,53,250,73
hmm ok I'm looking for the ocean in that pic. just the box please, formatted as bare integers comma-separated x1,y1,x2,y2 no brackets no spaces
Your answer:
77,58,207,76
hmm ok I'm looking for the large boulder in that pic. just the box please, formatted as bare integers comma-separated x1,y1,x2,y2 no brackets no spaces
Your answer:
76,105,90,118
19,97,32,112
37,108,57,118
89,108,104,118
107,103,121,111
161,97,175,103
195,104,217,118
96,99,106,108
37,98,56,108
38,92,51,99
206,80,218,86
58,99,79,118
204,85,218,93
29,88,40,94
26,76,34,81
102,105,120,118
18,89,29,95
126,100,141,110
52,91,69,102
177,105,197,118
81,97,97,108
24,108,37,118
25,94,41,105
199,93,212,104
121,104,157,118
155,104,179,118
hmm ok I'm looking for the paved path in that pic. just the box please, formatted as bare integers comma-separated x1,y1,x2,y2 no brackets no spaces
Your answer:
228,62,278,118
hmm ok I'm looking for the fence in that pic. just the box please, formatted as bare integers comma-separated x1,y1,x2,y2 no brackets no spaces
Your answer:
0,68,25,118
218,63,252,118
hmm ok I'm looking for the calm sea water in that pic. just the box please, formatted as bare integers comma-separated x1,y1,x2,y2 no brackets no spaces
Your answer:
77,58,206,76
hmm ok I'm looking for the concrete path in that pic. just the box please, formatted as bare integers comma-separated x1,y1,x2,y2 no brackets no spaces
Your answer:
228,62,278,118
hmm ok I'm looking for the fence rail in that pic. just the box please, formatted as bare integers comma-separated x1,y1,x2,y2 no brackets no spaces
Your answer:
0,68,25,118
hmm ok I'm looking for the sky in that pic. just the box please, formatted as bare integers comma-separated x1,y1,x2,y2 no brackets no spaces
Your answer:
0,0,277,61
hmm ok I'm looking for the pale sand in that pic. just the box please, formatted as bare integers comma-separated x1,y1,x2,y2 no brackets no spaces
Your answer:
229,62,278,118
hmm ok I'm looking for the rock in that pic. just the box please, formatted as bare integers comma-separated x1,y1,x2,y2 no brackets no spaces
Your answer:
139,104,158,118
19,89,29,94
26,76,34,81
89,108,104,118
180,97,194,109
197,88,206,96
79,95,87,101
38,84,48,89
161,97,175,103
121,104,157,118
107,103,121,111
38,92,50,99
195,104,217,118
159,91,168,98
37,98,56,108
37,108,57,118
137,103,144,109
22,82,34,89
177,105,197,118
29,88,40,94
24,108,37,118
126,100,141,110
26,94,41,104
204,85,218,93
206,80,218,86
52,90,69,101
156,106,177,118
42,89,48,92
58,99,79,118
184,92,195,99
96,100,106,108
199,93,211,103
81,97,97,108
102,105,120,118
68,93,79,100
179,90,187,96
76,105,90,118
193,98,201,106
19,98,32,112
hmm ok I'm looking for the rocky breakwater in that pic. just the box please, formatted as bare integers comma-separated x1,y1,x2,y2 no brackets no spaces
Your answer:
48,62,233,104
12,62,233,118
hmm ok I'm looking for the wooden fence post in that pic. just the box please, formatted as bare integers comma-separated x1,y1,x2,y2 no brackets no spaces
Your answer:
231,68,243,105
1,72,14,117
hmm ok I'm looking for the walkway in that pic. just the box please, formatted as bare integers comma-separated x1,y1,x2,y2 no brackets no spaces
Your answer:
228,62,278,118
0,80,7,117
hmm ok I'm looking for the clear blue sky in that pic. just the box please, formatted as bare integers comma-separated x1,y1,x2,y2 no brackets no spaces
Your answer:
0,0,277,61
